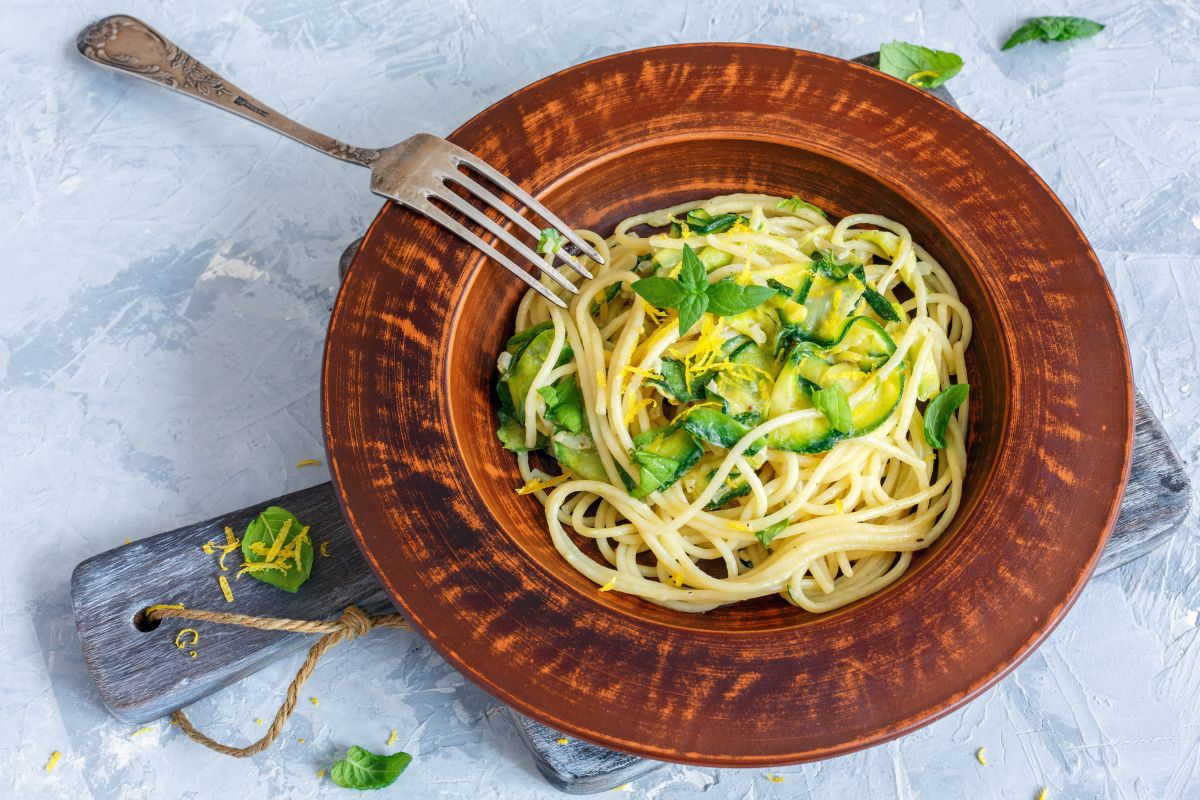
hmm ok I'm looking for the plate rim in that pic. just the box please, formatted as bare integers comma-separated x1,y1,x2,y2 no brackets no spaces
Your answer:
323,43,1134,765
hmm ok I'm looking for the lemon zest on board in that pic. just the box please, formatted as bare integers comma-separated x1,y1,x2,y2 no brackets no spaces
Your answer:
296,459,321,468
555,737,569,745
319,541,330,558
975,747,987,766
122,538,132,545
598,576,618,592
45,751,61,772
517,473,571,495
147,603,184,616
218,575,234,603
174,629,199,648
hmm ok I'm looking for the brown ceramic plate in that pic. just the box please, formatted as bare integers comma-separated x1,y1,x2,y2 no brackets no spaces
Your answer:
323,44,1132,765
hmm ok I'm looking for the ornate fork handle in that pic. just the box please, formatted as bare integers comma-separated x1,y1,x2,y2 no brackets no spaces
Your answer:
76,15,380,167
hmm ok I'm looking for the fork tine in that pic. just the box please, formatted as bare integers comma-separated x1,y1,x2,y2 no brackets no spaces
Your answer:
430,186,577,295
447,172,593,280
415,201,567,309
452,151,606,266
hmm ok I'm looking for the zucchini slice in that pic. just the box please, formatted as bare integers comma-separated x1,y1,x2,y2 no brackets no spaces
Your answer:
629,426,703,498
828,316,897,371
552,431,608,482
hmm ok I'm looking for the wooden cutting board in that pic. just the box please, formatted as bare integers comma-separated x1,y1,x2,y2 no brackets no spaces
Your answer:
69,59,1192,794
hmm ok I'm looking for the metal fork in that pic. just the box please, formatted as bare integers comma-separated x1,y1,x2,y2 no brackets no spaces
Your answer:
74,15,600,307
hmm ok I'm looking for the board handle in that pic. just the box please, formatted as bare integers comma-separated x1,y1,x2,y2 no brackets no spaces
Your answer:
70,482,389,723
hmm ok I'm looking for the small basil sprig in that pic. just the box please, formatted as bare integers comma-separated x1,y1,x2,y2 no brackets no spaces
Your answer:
756,519,788,549
240,506,313,593
879,40,964,89
632,244,775,334
329,746,412,790
923,383,969,448
537,228,565,254
776,196,827,218
810,385,852,433
1003,17,1104,51
537,377,584,434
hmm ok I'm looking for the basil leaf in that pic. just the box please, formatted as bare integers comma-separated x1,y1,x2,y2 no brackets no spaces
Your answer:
775,196,827,218
537,228,566,255
862,287,902,323
539,377,584,434
923,383,969,448
329,746,413,790
706,278,776,317
879,40,964,89
240,506,313,593
631,276,689,308
810,385,852,433
679,244,708,294
1003,16,1104,50
630,449,678,498
676,292,708,334
756,519,788,549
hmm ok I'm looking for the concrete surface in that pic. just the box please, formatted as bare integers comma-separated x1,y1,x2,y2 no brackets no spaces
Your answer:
2,0,1198,797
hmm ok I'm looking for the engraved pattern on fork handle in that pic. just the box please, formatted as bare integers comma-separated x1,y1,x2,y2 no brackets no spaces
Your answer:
76,15,380,167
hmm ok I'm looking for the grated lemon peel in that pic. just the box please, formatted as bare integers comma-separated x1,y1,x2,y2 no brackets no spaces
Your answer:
296,459,321,468
517,473,571,495
975,747,987,766
45,751,61,772
598,576,618,592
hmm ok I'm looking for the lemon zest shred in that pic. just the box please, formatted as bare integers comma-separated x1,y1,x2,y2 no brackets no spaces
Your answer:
736,262,754,286
218,575,234,603
201,541,216,555
975,747,987,765
727,521,753,532
386,729,398,746
516,472,571,495
766,773,785,783
669,573,684,588
263,517,292,565
298,737,305,744
45,751,61,772
1037,789,1049,800
130,727,153,738
555,737,569,745
316,768,326,779
611,784,632,792
255,718,264,726
147,603,184,616
596,370,607,390
174,629,199,649
623,397,656,426
320,541,330,557
296,459,321,468
598,576,618,592
309,697,319,706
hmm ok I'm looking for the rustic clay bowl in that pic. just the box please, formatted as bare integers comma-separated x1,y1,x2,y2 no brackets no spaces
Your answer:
323,44,1132,765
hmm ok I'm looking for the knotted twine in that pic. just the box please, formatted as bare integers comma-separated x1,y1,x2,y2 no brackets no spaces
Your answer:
146,604,410,757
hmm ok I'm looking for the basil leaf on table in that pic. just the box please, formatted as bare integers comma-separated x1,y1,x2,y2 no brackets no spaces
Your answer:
239,506,313,593
923,383,970,448
878,40,964,89
810,385,852,434
329,746,413,790
705,278,777,317
756,519,788,549
1003,17,1104,51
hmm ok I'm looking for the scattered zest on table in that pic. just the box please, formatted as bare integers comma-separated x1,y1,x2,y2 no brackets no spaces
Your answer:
329,746,413,791
174,628,199,658
975,746,987,765
295,458,322,468
766,773,784,783
878,40,964,88
1003,16,1104,51
238,506,313,592
45,751,61,772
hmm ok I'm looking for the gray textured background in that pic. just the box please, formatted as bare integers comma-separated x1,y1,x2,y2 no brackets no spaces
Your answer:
2,0,1199,797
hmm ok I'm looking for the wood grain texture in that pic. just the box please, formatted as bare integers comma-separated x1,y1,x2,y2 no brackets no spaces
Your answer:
323,44,1135,765
70,483,389,723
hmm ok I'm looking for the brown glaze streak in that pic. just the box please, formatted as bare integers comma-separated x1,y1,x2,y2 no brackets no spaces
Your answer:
322,45,1133,765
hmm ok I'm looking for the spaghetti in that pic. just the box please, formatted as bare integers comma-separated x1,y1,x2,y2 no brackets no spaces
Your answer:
495,194,971,613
